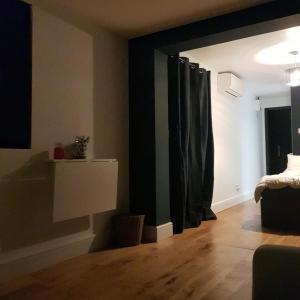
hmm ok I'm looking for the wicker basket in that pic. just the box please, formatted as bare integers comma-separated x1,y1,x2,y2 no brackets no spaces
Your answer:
113,214,145,247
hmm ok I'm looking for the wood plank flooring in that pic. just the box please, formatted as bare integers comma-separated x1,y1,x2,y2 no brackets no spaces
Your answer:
1,200,300,300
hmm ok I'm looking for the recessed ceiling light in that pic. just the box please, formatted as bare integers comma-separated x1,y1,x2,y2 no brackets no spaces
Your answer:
255,26,300,65
255,42,300,65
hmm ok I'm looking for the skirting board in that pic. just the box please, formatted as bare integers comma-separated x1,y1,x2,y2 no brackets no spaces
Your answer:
0,231,95,283
143,222,173,243
212,191,253,214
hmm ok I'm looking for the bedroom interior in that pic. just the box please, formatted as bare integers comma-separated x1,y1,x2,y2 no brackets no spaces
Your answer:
1,0,300,299
180,25,296,219
181,27,300,236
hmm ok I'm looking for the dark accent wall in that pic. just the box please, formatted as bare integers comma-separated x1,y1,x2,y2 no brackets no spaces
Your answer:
129,1,300,227
129,46,157,225
291,86,300,154
0,0,32,149
154,50,170,225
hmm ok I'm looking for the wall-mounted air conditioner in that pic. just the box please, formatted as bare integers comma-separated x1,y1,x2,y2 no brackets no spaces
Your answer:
218,72,243,98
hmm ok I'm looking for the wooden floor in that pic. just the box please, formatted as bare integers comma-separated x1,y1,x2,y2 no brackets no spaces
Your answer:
1,200,300,300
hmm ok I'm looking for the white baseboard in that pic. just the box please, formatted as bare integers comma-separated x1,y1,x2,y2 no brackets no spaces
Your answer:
143,222,173,243
212,191,253,213
0,230,95,283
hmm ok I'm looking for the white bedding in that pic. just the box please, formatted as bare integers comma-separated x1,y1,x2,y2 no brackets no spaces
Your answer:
254,170,300,202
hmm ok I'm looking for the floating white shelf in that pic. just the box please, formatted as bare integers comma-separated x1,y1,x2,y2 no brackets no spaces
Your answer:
49,158,118,222
47,158,117,163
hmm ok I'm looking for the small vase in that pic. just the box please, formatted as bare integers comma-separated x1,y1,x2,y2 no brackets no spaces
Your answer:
54,144,64,159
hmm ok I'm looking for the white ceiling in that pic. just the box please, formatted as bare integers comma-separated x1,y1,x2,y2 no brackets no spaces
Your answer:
26,0,269,38
183,27,300,97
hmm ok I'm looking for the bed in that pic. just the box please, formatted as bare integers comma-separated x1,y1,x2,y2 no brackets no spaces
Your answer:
260,187,300,230
255,154,300,230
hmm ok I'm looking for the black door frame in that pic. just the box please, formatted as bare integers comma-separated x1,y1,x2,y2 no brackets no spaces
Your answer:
129,1,300,226
265,106,292,175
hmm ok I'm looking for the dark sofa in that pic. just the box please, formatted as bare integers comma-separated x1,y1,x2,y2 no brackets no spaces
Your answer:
253,245,300,300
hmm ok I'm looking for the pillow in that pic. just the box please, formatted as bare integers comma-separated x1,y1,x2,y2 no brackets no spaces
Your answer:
287,154,300,171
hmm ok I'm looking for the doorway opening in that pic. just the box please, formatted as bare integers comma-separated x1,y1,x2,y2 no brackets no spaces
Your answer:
172,25,297,221
129,2,300,230
265,106,292,175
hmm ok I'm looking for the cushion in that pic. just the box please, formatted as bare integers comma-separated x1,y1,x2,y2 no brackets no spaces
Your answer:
287,154,300,171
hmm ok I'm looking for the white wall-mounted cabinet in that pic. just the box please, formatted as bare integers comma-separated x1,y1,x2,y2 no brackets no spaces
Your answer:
49,159,118,222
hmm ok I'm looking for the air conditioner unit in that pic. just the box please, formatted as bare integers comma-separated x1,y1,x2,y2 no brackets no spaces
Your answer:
218,72,243,98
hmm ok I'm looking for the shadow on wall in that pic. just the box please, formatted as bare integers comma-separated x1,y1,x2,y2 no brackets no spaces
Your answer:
0,152,89,252
90,210,115,252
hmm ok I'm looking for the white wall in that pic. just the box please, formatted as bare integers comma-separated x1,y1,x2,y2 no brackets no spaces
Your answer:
93,29,129,214
181,52,263,212
211,71,262,211
0,7,92,253
0,5,128,281
259,93,291,175
32,8,94,156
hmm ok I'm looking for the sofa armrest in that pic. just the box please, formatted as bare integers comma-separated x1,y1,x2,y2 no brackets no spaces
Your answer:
253,244,300,300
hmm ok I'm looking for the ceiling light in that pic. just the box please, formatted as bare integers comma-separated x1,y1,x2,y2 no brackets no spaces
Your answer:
286,51,300,87
286,67,300,86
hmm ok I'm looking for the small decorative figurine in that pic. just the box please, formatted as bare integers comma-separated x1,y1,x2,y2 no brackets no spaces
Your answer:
72,136,90,159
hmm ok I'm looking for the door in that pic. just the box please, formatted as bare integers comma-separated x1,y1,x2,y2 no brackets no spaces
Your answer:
265,106,292,175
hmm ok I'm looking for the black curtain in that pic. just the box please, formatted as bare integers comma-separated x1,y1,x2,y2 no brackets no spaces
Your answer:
168,56,216,233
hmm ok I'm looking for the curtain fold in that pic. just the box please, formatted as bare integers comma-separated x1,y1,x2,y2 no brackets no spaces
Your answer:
168,56,190,233
168,56,216,233
202,71,217,221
